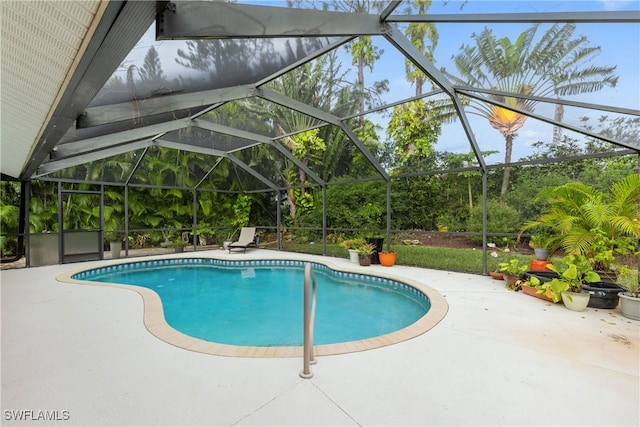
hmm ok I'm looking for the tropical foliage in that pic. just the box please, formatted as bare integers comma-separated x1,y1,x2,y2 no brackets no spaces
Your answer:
520,174,640,263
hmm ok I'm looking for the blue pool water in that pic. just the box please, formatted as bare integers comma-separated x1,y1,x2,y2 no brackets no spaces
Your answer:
75,259,430,346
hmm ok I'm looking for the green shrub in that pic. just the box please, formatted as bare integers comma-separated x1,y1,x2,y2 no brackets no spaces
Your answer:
467,199,521,245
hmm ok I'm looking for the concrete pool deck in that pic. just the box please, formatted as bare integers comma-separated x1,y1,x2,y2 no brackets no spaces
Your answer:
1,249,639,426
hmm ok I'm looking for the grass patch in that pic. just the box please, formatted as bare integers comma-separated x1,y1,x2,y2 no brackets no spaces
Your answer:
277,243,536,275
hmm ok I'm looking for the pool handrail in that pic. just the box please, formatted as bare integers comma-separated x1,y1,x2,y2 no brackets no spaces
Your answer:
300,262,317,378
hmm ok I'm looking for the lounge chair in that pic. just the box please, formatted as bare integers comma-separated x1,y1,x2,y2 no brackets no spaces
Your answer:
228,227,257,253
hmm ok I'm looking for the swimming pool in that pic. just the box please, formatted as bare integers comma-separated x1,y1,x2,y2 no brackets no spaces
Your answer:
62,255,448,357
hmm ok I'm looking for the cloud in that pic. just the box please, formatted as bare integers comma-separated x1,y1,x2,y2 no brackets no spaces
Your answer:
599,0,636,11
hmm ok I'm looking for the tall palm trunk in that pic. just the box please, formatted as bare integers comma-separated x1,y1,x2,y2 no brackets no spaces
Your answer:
552,103,564,145
357,55,365,123
500,133,514,198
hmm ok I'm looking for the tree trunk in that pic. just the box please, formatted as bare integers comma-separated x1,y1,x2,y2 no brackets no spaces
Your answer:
552,103,564,145
287,188,297,226
500,133,514,198
416,75,423,97
357,55,365,123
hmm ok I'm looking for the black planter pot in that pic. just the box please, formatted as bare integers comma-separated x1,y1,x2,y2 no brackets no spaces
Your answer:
524,270,559,283
583,281,624,309
366,237,384,264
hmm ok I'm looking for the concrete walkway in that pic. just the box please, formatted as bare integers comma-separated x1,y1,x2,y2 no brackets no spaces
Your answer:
2,250,638,426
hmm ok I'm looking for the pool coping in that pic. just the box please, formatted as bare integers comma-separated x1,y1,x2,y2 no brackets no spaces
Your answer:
56,252,449,358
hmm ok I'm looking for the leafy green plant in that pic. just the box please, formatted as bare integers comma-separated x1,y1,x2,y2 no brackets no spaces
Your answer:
616,266,640,297
170,238,188,248
522,275,542,290
357,243,375,256
547,254,601,297
586,228,636,272
499,258,527,277
105,231,123,243
340,239,354,250
342,237,365,251
533,276,567,303
528,229,557,250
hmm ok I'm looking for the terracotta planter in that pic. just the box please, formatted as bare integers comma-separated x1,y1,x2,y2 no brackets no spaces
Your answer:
488,271,504,281
378,251,397,267
358,255,372,266
529,259,552,272
521,283,556,303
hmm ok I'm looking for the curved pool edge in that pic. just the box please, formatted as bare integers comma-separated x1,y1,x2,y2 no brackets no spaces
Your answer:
56,252,449,358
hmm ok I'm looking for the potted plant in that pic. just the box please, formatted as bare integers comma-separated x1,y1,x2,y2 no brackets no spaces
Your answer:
528,230,556,261
340,238,362,264
520,275,557,303
499,258,527,287
357,243,375,266
585,229,636,282
106,232,122,258
170,238,188,253
521,177,640,276
616,266,640,320
546,254,601,311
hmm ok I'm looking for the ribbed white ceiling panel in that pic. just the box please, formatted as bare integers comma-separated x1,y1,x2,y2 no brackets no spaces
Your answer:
0,0,102,179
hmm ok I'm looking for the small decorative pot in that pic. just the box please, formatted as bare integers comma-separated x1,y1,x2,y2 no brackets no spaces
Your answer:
378,251,397,267
358,255,372,266
561,291,591,312
533,247,550,260
348,249,359,264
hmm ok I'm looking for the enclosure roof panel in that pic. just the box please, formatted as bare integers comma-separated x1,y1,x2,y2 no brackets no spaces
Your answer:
1,0,638,187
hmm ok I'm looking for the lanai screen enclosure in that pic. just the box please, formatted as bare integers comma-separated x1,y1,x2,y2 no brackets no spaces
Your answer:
1,1,639,267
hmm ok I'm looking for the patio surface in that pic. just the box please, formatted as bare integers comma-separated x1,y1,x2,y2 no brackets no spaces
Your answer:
2,249,639,426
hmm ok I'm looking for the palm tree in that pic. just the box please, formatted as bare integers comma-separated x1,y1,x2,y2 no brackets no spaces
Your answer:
445,24,618,198
404,0,438,95
331,1,387,119
528,24,618,145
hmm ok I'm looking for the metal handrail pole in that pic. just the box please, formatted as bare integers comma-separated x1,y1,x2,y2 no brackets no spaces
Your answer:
300,262,317,378
309,270,317,366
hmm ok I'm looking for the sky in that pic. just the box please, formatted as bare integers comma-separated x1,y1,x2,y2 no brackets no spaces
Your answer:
116,0,640,166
